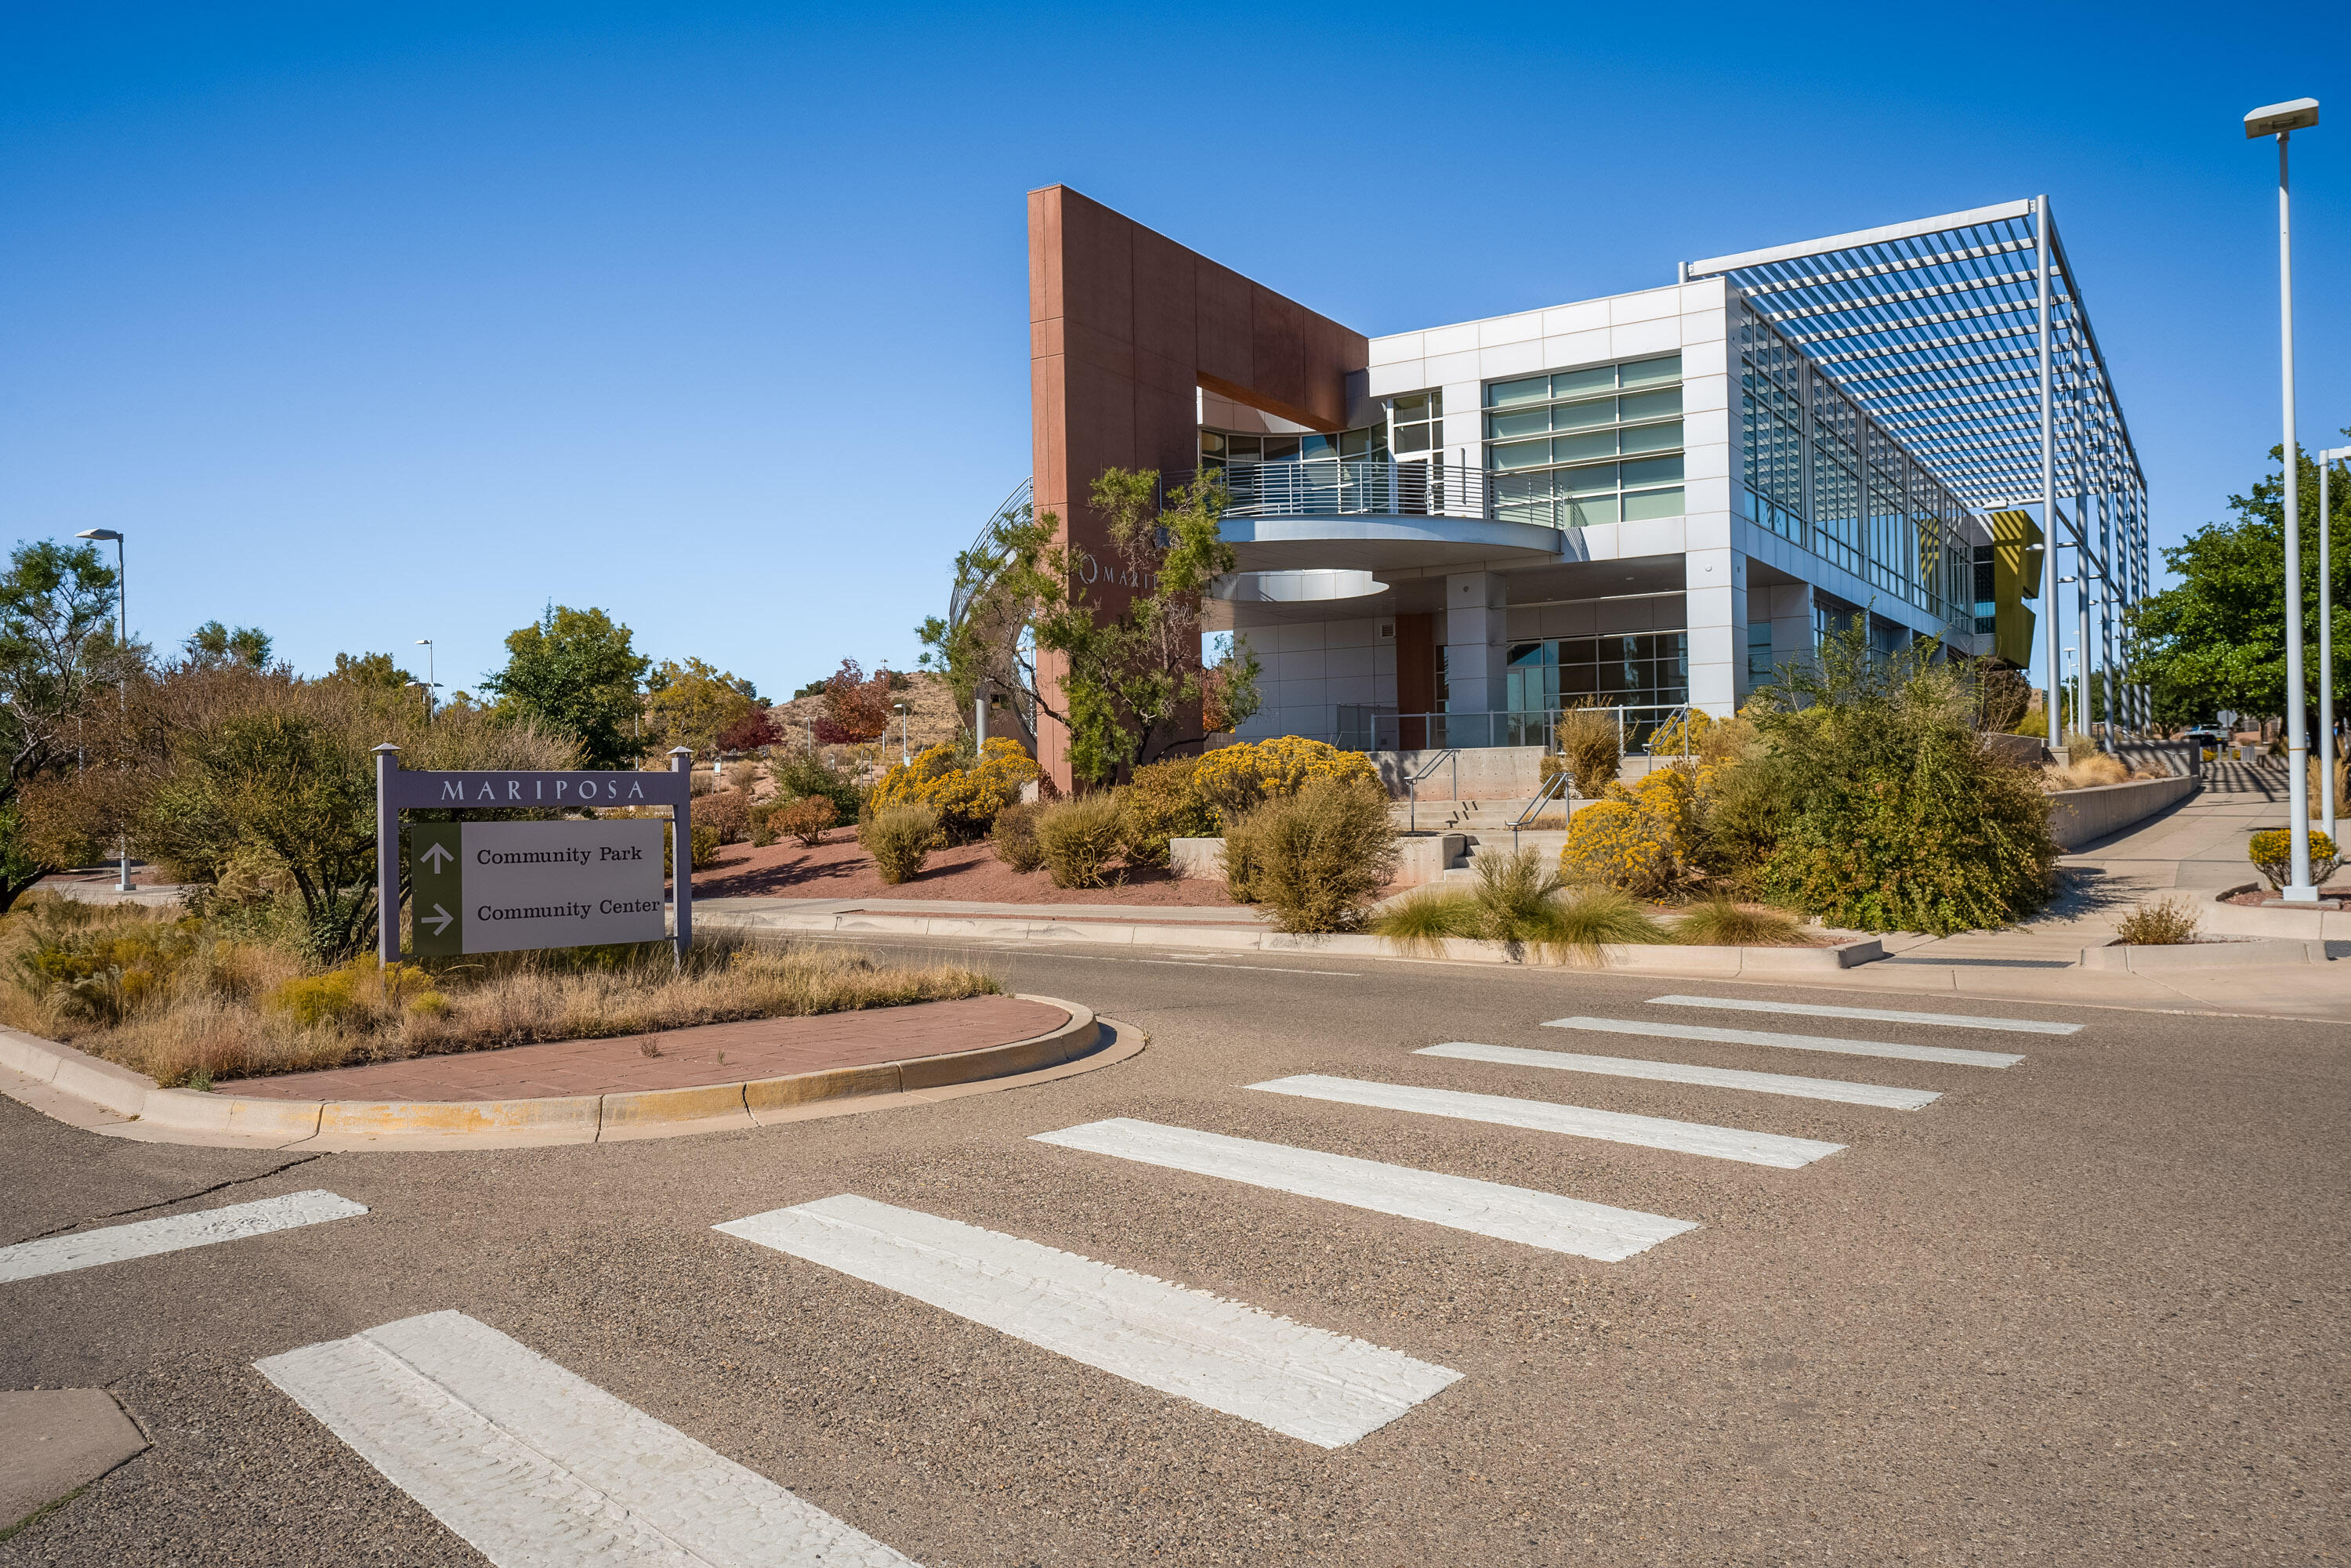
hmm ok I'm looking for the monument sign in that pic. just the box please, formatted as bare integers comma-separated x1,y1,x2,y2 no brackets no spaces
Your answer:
374,748,696,965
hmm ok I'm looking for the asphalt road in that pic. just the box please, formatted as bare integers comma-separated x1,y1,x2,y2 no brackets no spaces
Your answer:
2,940,2346,1565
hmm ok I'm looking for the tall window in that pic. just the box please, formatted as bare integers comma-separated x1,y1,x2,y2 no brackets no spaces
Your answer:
1390,391,1443,454
1485,356,1685,527
1505,632,1689,713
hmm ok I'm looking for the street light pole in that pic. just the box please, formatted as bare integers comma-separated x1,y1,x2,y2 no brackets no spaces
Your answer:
2322,445,2347,849
74,528,129,891
2248,96,2322,900
414,639,436,719
893,702,911,768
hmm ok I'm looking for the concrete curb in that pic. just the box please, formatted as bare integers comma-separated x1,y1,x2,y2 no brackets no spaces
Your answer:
2203,884,2351,940
0,995,1104,1150
697,907,1884,972
2080,937,2331,971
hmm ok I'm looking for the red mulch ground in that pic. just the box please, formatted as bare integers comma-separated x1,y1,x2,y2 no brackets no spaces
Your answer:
2221,883,2351,907
689,835,1240,907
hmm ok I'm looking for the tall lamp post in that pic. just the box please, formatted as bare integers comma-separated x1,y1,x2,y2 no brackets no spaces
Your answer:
73,528,129,892
2321,444,2347,849
893,702,911,768
413,639,438,719
2248,96,2322,900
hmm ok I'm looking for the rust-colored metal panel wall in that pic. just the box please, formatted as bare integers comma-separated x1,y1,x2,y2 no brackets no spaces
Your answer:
1027,185,1368,788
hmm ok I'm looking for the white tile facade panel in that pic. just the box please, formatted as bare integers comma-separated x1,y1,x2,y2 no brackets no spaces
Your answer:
1685,477,1733,516
1427,352,1480,389
1685,440,1731,483
1422,323,1480,357
1478,311,1545,347
1679,306,1728,345
1367,362,1429,398
1611,318,1680,359
1684,377,1730,415
1478,340,1544,379
1685,512,1731,551
1610,288,1681,325
1679,279,1728,313
1543,300,1610,335
1618,518,1687,557
1369,333,1425,367
1541,330,1611,369
1683,339,1730,378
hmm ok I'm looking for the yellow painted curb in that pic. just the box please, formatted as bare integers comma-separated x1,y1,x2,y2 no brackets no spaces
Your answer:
0,998,1103,1149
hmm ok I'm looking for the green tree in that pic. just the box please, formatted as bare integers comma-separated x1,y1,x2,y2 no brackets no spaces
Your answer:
2131,437,2350,728
185,620,273,668
480,605,651,770
643,657,758,759
919,470,1260,783
0,541,136,908
324,651,417,692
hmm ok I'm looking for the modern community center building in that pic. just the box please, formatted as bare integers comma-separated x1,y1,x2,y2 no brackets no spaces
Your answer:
1020,186,2150,789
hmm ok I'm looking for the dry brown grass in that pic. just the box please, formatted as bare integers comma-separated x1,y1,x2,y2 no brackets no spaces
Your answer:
2114,895,2201,946
0,893,1000,1086
2042,752,2132,791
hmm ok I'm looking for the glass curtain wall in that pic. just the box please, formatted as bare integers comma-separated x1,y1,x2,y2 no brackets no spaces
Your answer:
1486,356,1686,527
1736,301,1974,636
1505,632,1690,715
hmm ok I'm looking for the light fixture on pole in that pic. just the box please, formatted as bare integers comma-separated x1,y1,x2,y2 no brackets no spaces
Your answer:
74,528,130,892
893,702,911,767
2321,444,2348,849
413,639,437,719
2248,96,2322,900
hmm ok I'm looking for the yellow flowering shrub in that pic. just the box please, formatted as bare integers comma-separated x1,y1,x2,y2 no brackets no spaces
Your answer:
1643,708,1717,759
1192,737,1381,826
1559,763,1710,900
867,738,1040,843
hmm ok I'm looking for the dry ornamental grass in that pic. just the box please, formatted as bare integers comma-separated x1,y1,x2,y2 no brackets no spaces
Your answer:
0,894,999,1086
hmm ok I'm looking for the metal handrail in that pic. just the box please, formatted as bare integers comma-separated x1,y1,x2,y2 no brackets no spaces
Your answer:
1406,749,1458,833
1350,704,1689,754
1510,766,1576,854
1165,451,1500,522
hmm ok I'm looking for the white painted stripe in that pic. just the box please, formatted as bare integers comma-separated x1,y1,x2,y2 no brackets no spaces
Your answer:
257,1310,914,1567
0,1190,367,1284
1247,1075,1843,1169
1544,1015,2025,1069
1031,1117,1694,1262
717,1194,1458,1449
1647,994,2079,1036
1418,1042,1941,1110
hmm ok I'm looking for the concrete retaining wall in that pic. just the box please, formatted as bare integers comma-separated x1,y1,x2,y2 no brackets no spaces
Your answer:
2048,774,2198,851
1372,748,1545,802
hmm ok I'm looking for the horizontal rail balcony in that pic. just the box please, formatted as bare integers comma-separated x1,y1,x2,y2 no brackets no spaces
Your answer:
1165,453,1567,573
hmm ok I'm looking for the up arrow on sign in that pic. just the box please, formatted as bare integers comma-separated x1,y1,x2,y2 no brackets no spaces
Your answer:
418,842,455,873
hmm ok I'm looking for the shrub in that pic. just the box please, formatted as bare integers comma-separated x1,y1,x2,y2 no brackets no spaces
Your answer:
1121,755,1217,867
2249,827,2342,891
1559,766,1707,900
767,750,865,826
859,805,937,885
772,796,837,846
697,789,752,844
1645,708,1717,760
991,801,1045,874
267,954,442,1029
749,804,781,848
1671,896,1806,947
1749,622,2057,934
1372,866,1668,962
1034,793,1126,889
1219,777,1396,933
9,899,201,1026
866,738,1039,843
2116,895,2201,946
1193,737,1382,827
1542,703,1623,798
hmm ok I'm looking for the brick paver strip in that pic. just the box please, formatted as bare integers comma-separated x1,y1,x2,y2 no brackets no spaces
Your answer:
233,996,1068,1103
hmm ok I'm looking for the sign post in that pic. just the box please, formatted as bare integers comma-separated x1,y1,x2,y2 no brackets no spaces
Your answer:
373,748,697,968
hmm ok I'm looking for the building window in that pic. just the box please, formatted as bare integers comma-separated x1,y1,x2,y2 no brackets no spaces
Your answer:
1391,391,1443,454
1505,632,1689,714
1483,356,1684,527
1747,621,1774,686
1972,544,1997,633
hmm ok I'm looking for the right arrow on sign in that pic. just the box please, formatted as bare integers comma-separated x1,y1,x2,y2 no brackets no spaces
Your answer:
423,904,455,936
418,842,455,873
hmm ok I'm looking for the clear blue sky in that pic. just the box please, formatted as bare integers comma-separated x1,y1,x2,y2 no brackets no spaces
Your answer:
2,2,2343,701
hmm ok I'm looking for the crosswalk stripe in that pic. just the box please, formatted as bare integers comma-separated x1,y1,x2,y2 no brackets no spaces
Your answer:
0,1190,368,1284
1031,1117,1694,1261
256,1310,915,1567
1247,1075,1843,1169
716,1194,1458,1449
1646,994,2080,1036
1543,1015,2025,1069
1416,1042,1940,1110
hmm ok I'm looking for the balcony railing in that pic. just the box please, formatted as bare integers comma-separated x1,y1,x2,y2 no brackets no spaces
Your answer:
1165,451,1501,521
1335,704,1690,753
